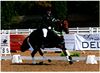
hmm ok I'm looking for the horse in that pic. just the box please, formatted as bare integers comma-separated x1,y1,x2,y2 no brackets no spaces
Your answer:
20,20,73,65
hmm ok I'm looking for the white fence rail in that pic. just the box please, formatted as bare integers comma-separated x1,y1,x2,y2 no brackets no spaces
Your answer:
0,27,100,56
69,27,100,34
0,27,100,34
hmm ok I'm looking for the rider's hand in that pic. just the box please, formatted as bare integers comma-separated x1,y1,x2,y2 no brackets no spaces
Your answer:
56,19,60,21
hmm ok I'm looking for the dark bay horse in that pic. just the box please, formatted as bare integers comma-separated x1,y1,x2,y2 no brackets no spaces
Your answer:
20,20,73,65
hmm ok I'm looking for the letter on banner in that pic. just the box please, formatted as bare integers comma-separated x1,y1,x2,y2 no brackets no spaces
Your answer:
82,42,89,48
97,42,100,48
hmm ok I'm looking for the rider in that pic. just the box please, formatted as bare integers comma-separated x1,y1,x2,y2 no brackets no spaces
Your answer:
42,8,69,34
42,7,57,30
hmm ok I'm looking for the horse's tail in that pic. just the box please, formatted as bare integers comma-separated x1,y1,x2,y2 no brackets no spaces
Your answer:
20,36,30,52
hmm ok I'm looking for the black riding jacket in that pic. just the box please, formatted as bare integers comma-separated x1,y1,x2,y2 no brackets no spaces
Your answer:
42,14,56,29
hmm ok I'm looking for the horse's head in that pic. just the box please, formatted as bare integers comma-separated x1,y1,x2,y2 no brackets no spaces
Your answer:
62,20,69,34
57,19,69,28
63,20,69,28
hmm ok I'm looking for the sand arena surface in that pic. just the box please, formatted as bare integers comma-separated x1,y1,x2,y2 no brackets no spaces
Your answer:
1,50,100,72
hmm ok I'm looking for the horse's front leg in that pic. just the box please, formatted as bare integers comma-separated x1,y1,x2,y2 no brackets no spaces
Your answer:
60,43,73,64
38,48,51,63
62,49,73,64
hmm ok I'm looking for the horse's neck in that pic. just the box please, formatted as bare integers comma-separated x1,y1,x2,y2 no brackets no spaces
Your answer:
42,28,48,37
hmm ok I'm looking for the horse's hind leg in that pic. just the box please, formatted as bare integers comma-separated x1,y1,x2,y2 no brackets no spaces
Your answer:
31,49,38,64
38,48,43,56
38,48,49,63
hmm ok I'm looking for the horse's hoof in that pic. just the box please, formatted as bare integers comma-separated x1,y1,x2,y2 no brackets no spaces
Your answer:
69,61,73,65
32,62,37,64
48,59,52,62
39,61,43,65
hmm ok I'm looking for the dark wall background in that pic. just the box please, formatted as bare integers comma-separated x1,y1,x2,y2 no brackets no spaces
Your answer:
1,1,99,29
67,1,99,27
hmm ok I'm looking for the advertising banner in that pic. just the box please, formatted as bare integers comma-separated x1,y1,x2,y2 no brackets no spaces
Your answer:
10,35,27,51
75,34,100,50
64,34,75,50
1,34,10,54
